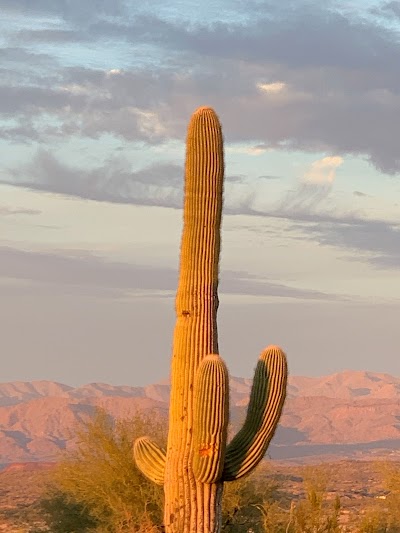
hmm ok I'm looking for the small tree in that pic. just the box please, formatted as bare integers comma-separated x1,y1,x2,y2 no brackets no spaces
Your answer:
222,472,265,532
287,467,342,533
381,461,400,531
41,408,165,532
358,461,400,533
39,491,98,533
221,464,286,533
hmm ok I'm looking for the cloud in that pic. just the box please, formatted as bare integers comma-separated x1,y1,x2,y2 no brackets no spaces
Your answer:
275,156,343,215
14,29,85,44
279,183,333,213
0,206,41,216
0,0,127,22
373,1,400,19
257,82,287,94
258,174,281,180
226,174,246,183
0,84,83,116
303,156,343,185
0,68,174,142
303,217,400,269
0,246,176,295
0,246,340,301
222,177,400,270
4,149,399,270
2,3,400,172
220,273,340,301
0,47,55,66
241,205,400,270
4,150,183,207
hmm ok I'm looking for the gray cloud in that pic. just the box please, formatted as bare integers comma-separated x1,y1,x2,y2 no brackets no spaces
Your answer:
0,0,127,22
118,9,397,72
373,1,400,19
220,273,340,301
8,1,397,77
14,29,86,44
0,122,44,142
278,183,333,213
0,85,84,116
1,3,400,171
0,246,176,295
259,175,282,181
0,47,55,64
2,57,396,171
0,206,41,216
4,149,399,269
4,150,182,207
237,205,400,270
0,68,175,142
0,246,339,301
303,217,400,269
226,174,247,183
0,49,59,97
221,168,400,269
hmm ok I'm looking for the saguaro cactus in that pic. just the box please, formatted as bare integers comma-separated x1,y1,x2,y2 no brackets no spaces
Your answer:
134,106,288,533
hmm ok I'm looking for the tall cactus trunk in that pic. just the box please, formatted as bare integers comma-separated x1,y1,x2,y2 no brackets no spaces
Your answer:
133,106,288,533
164,107,224,533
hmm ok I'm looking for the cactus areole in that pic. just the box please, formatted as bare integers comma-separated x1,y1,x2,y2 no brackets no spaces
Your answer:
134,107,288,533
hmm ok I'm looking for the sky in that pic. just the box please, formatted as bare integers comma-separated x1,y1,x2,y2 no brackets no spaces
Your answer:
0,0,399,386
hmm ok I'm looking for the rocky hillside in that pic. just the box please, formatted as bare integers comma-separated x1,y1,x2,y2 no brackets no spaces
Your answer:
0,371,399,466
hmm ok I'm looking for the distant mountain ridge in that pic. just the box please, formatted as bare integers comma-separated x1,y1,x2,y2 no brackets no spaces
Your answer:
2,370,399,406
0,370,399,466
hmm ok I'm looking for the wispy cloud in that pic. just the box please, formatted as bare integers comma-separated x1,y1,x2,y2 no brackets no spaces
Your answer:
235,205,400,270
0,206,41,216
0,0,127,22
4,148,399,270
4,150,182,207
304,217,400,269
371,1,400,19
0,246,341,301
276,155,343,215
258,174,281,180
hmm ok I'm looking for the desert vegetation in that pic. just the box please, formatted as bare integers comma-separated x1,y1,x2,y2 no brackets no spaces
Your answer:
1,409,399,532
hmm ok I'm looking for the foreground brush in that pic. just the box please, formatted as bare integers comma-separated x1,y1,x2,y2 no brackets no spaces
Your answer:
134,106,288,533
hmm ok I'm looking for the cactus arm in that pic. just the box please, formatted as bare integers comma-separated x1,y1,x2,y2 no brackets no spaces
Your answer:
133,436,166,485
192,354,229,484
222,345,287,481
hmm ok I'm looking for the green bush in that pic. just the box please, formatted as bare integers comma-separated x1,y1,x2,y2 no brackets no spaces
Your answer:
40,408,165,532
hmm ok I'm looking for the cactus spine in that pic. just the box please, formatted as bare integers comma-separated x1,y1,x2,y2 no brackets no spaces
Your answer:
134,107,288,533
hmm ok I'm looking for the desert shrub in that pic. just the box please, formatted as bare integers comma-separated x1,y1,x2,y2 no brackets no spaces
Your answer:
222,465,286,532
357,461,400,533
286,466,342,533
40,408,165,532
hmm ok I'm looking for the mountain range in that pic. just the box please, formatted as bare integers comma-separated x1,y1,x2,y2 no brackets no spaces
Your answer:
0,370,399,466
